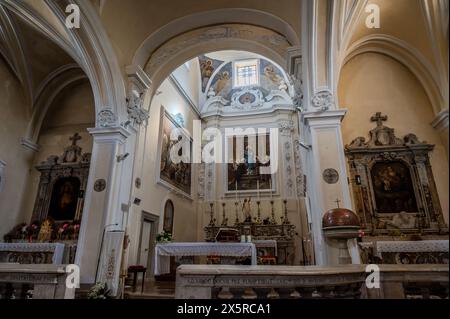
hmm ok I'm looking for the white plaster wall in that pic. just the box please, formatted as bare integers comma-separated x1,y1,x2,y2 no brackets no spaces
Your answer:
128,79,200,265
339,53,449,225
0,58,34,238
18,81,95,228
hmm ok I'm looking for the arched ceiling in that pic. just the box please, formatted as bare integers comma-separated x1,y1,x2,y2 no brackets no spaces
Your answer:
0,5,75,110
91,0,301,68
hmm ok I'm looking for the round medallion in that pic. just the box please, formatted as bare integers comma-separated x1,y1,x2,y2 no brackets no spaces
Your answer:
135,177,142,189
323,168,339,184
238,92,256,104
94,179,106,192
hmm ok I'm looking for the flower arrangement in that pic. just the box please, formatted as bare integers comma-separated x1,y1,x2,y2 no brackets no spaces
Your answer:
87,282,111,299
3,220,81,243
156,231,172,243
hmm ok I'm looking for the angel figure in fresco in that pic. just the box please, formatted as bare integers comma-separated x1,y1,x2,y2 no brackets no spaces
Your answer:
263,65,283,86
201,59,214,89
215,71,231,95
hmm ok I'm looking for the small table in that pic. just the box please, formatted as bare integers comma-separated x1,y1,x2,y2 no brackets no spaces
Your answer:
128,266,146,293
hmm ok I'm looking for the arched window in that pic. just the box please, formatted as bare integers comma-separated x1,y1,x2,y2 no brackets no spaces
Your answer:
163,200,174,234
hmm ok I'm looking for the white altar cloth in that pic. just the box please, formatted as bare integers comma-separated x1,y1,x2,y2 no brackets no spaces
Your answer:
154,242,257,275
360,240,449,258
0,243,65,264
253,240,277,256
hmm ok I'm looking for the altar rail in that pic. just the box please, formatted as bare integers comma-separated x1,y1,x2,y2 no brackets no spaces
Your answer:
0,264,74,299
175,264,449,299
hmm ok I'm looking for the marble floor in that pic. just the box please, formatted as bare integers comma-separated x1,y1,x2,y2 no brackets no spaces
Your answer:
125,278,175,299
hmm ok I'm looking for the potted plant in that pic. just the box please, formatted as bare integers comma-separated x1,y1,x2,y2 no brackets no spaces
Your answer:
156,231,172,243
87,282,111,299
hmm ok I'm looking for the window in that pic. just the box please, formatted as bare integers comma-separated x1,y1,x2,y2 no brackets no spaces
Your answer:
234,59,259,87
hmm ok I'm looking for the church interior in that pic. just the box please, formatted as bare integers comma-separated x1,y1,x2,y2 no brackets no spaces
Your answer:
0,0,448,300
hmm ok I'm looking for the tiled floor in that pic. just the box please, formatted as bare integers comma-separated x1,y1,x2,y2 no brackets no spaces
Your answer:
125,278,175,299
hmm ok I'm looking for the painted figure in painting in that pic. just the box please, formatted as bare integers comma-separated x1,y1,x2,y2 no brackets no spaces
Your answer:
371,161,418,214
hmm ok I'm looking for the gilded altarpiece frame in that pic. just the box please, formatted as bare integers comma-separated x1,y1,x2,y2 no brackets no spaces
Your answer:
345,114,447,235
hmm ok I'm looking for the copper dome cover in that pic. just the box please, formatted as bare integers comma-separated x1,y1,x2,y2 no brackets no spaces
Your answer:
322,208,360,228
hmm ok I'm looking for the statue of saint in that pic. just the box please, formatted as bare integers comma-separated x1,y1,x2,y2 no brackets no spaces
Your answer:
242,198,252,222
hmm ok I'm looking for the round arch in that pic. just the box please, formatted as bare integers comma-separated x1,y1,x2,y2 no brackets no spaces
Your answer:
4,0,128,125
339,35,445,116
135,24,294,102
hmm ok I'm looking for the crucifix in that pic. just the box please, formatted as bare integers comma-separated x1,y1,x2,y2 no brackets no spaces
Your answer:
334,198,341,208
69,133,82,146
370,112,387,127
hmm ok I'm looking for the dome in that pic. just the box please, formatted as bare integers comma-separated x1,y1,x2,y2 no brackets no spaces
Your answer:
322,208,360,229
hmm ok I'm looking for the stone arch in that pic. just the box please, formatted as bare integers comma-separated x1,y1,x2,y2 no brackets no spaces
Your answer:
140,24,294,100
133,8,300,68
4,0,127,126
25,65,88,144
339,34,444,116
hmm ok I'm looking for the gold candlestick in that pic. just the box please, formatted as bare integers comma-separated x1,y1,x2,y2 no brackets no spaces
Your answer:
209,202,216,226
234,201,240,225
221,202,227,226
270,200,276,224
256,201,262,224
283,199,290,224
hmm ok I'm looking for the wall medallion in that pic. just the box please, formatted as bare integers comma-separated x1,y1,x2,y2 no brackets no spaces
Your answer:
135,177,142,189
323,168,339,184
94,179,106,192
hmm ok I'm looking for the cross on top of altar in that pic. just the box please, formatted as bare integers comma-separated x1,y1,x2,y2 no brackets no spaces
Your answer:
334,198,341,208
371,112,388,127
69,133,82,146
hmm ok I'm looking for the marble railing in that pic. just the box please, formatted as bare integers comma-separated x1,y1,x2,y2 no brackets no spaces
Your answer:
175,264,449,299
0,264,75,299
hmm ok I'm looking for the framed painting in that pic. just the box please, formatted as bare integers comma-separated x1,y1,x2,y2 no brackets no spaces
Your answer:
157,108,192,196
226,132,273,191
370,161,418,214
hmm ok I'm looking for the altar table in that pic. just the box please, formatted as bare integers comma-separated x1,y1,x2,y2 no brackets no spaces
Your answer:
154,242,257,275
0,243,65,264
359,240,449,264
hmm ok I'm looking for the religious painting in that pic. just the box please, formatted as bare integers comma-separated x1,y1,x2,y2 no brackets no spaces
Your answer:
163,200,174,234
227,133,272,191
371,161,418,214
158,110,192,195
198,54,223,92
48,177,81,221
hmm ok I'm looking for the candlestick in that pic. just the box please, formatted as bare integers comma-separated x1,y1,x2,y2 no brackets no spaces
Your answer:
270,200,276,224
234,201,240,225
221,202,227,226
256,200,261,224
257,180,260,200
209,202,215,226
283,199,290,224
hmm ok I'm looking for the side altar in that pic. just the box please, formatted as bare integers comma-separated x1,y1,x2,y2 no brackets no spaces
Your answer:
204,199,297,265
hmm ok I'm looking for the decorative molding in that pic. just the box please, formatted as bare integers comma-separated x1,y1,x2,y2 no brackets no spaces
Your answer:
168,75,200,117
231,88,264,110
97,109,117,128
126,92,149,125
20,138,40,152
311,90,334,110
431,109,449,131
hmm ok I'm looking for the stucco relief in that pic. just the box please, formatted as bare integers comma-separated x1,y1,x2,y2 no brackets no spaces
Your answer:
97,109,117,128
144,24,291,76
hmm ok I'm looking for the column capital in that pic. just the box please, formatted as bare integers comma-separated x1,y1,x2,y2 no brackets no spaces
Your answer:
88,126,131,143
20,138,40,152
125,64,152,90
301,109,347,127
431,109,449,131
